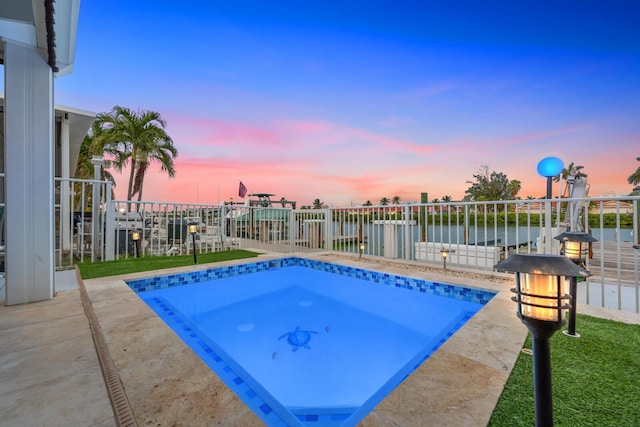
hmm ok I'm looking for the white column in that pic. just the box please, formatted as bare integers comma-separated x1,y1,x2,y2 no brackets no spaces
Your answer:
60,114,72,250
3,40,55,305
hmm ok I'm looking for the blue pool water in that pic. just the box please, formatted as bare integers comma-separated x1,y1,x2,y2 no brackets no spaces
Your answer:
128,258,495,426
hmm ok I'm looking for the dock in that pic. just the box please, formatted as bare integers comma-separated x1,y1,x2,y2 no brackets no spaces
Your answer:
589,241,639,285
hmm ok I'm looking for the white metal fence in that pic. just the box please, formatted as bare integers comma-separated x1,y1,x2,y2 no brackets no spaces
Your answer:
49,177,640,313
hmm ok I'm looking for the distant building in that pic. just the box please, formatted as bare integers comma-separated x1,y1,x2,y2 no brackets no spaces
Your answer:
589,200,633,215
588,193,634,215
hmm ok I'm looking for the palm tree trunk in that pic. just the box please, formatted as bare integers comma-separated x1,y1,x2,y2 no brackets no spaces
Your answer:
136,178,144,207
127,149,138,205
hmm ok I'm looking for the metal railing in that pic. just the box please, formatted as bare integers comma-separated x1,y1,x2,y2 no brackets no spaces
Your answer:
47,179,640,313
54,177,113,266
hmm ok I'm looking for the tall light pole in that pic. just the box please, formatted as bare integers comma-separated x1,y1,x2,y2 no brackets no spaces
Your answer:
537,157,564,254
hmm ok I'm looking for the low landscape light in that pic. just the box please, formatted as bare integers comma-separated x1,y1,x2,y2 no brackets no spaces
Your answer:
495,253,589,427
131,231,140,258
359,242,365,258
440,248,454,270
188,222,198,264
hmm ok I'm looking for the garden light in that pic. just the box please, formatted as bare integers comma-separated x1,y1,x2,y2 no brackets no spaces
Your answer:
495,253,589,427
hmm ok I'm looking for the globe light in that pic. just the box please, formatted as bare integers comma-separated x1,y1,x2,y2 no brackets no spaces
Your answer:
537,157,564,178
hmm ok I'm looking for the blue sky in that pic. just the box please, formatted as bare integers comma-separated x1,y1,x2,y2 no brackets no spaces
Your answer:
54,1,640,205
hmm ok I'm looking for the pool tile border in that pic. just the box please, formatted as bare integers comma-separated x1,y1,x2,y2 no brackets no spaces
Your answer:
147,296,292,426
126,257,496,426
126,257,496,305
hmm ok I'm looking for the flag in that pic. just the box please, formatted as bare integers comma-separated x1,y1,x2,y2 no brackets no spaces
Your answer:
238,181,247,198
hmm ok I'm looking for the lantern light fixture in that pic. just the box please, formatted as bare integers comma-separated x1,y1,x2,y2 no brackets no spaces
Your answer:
495,253,589,427
554,231,597,337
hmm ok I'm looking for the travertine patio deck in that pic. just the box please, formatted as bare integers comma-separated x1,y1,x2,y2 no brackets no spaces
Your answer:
2,253,638,426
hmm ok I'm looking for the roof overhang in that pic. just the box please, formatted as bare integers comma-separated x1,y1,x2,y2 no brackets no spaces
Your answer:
0,96,95,177
60,103,96,176
0,0,80,76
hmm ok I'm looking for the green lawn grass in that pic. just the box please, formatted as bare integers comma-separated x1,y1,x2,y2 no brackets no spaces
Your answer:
77,249,260,279
489,314,640,426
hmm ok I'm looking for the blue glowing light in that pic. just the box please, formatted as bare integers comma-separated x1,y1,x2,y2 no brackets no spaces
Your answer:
537,157,564,178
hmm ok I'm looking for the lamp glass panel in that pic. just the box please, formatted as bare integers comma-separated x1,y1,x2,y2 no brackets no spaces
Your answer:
520,272,560,321
564,240,586,261
188,224,197,234
562,277,571,318
132,231,140,241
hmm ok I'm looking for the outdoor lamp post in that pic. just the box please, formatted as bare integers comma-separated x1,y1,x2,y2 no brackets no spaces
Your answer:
188,222,198,264
537,157,564,254
495,253,589,427
554,231,597,337
131,231,140,258
359,242,365,258
440,248,454,270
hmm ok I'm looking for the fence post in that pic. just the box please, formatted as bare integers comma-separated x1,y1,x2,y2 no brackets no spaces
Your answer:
404,204,411,260
289,207,296,253
220,203,227,251
325,208,332,252
90,157,104,262
60,179,73,250
104,183,115,261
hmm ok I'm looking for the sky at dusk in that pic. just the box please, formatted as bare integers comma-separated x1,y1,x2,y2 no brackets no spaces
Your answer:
53,1,640,206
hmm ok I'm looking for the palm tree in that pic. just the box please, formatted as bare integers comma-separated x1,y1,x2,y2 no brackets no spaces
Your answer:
74,135,117,184
93,106,177,203
441,195,452,202
73,134,117,209
312,198,324,209
553,162,587,182
364,200,373,206
628,157,640,186
431,198,440,214
379,197,390,206
392,196,401,204
506,180,522,199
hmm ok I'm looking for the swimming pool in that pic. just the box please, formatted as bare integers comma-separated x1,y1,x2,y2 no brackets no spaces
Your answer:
128,258,495,426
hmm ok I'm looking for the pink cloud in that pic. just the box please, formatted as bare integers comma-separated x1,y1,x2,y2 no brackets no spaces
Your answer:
492,125,588,147
106,109,639,207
